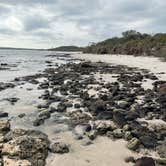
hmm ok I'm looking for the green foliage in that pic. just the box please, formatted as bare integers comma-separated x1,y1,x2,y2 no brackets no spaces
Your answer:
122,30,142,39
84,30,166,57
158,46,166,61
48,46,83,52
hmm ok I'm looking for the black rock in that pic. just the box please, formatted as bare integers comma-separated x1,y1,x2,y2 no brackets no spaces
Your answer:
134,157,155,166
113,109,126,127
6,97,19,104
97,111,113,120
57,102,67,112
0,111,8,118
74,103,81,108
50,142,69,154
157,141,166,158
88,100,107,116
18,113,26,118
139,135,157,148
125,111,139,121
33,118,45,126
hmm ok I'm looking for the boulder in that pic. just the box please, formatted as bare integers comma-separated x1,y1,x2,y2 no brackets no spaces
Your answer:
0,111,8,118
134,157,155,166
74,103,81,108
95,121,117,135
113,129,123,138
68,110,92,125
97,111,113,120
158,83,166,94
125,111,139,121
0,121,10,134
139,135,157,148
117,100,129,109
124,131,132,140
123,124,131,131
2,129,49,166
38,110,51,119
3,156,31,166
157,141,166,158
131,126,158,148
6,97,19,103
113,109,126,127
127,138,140,151
156,158,166,165
64,102,73,108
88,100,107,116
57,103,67,112
50,142,69,154
37,104,49,109
125,156,135,163
87,130,97,140
18,113,26,118
33,118,45,126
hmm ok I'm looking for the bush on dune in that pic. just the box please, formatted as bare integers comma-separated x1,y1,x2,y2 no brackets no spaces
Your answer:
84,30,166,59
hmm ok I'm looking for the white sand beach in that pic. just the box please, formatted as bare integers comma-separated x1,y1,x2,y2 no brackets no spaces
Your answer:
72,53,166,81
47,131,137,166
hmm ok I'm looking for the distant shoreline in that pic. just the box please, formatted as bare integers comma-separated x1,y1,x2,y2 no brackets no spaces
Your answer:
0,47,45,51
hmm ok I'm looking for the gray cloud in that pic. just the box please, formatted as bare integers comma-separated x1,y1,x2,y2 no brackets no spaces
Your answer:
23,15,50,31
0,0,56,6
0,0,165,48
0,5,10,15
0,28,15,35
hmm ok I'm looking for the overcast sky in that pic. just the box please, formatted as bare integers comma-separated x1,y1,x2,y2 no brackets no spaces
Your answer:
0,0,165,48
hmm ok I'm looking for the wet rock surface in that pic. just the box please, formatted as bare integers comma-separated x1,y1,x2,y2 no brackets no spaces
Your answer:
0,121,50,166
0,57,166,165
134,157,155,166
0,82,15,91
50,142,69,154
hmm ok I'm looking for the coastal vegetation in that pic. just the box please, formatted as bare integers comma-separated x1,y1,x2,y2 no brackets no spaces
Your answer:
84,30,166,60
48,45,83,52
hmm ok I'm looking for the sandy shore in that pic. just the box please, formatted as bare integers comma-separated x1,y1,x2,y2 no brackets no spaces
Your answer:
72,53,166,81
46,53,166,166
47,132,136,166
1,52,166,166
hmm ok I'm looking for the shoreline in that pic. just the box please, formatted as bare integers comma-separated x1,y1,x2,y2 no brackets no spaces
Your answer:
0,53,166,166
71,53,166,80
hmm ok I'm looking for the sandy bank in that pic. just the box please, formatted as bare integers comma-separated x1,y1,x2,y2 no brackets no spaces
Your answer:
47,132,136,166
72,53,166,80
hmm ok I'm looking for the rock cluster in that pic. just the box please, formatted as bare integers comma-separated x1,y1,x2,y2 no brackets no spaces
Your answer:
0,121,50,166
28,61,165,160
1,60,166,165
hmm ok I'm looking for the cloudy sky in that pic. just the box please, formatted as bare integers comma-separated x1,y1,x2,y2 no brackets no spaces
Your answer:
0,0,165,48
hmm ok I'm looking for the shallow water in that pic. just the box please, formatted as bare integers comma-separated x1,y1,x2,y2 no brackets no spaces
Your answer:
0,49,77,131
0,49,71,82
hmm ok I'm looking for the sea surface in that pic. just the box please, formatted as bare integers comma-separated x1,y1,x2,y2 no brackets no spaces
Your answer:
0,48,77,132
0,49,70,82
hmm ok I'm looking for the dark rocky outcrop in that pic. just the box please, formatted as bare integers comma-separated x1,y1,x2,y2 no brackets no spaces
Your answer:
0,121,50,166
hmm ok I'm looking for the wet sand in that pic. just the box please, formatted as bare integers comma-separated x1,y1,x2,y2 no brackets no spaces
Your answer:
47,132,137,166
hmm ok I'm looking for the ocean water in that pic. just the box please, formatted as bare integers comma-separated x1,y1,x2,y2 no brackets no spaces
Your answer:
0,48,79,131
0,49,70,82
